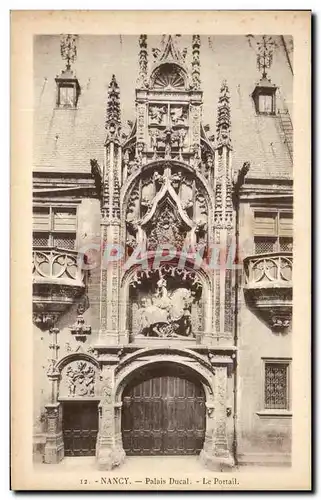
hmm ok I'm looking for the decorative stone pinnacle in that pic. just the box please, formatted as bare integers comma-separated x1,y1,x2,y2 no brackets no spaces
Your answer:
137,35,148,88
256,35,276,80
216,80,232,149
191,35,201,90
60,34,78,71
106,74,121,127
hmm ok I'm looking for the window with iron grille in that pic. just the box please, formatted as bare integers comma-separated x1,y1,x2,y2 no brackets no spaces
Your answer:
254,210,293,254
264,360,290,410
33,206,77,249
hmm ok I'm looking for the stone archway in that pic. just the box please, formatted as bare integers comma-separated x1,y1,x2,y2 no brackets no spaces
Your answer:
120,362,206,456
112,352,234,470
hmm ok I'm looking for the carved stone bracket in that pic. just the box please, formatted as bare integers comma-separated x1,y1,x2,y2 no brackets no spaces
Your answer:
33,312,60,331
70,304,92,342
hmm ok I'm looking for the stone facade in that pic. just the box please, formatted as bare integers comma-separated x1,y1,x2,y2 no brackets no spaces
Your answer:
33,34,293,469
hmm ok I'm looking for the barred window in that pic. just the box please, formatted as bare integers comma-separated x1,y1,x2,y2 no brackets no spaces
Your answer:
33,206,77,250
254,210,293,254
264,361,290,410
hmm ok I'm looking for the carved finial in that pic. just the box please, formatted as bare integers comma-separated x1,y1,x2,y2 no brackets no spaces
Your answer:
106,74,121,126
216,80,232,149
60,34,78,71
191,35,201,90
256,35,276,80
152,34,186,66
137,35,148,88
105,74,122,146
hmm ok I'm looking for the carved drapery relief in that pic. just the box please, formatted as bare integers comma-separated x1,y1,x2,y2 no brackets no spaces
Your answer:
59,360,97,398
146,201,188,250
124,164,209,255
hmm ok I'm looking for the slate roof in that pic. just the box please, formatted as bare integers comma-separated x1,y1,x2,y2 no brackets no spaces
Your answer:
34,35,293,180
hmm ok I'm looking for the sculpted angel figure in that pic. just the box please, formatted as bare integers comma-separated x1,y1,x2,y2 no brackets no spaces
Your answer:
170,106,186,124
149,105,166,124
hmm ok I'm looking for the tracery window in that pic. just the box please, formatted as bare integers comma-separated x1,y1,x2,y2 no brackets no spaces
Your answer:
254,209,293,254
264,360,291,410
33,206,77,249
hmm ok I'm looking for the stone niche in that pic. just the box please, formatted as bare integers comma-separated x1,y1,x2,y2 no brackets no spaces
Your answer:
128,266,204,343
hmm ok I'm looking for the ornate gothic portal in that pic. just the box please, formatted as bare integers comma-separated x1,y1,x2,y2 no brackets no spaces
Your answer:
92,34,236,470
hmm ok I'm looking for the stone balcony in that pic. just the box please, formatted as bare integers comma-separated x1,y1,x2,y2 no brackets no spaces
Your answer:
33,246,85,329
243,252,293,331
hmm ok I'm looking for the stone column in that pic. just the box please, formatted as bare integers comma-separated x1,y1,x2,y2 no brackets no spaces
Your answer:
44,403,64,464
200,365,234,470
96,365,125,470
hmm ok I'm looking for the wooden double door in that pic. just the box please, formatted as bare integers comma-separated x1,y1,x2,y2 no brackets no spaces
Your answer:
122,365,206,455
62,401,98,456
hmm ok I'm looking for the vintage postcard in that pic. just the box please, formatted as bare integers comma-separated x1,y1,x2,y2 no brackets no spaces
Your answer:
11,10,311,491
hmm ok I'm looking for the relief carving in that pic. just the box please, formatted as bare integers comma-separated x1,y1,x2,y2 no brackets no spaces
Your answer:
130,267,203,339
170,106,188,125
60,361,96,398
149,104,167,125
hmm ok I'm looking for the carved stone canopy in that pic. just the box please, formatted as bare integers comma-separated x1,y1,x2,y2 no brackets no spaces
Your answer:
125,161,209,254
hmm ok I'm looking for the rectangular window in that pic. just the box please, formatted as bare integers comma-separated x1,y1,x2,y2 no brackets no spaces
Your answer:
264,360,290,410
258,94,273,114
33,206,77,249
58,85,75,108
254,210,293,254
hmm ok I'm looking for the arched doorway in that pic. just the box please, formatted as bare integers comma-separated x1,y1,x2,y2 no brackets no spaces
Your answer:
121,363,206,455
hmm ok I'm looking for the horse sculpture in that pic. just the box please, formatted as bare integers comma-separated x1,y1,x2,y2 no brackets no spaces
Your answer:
138,286,194,338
